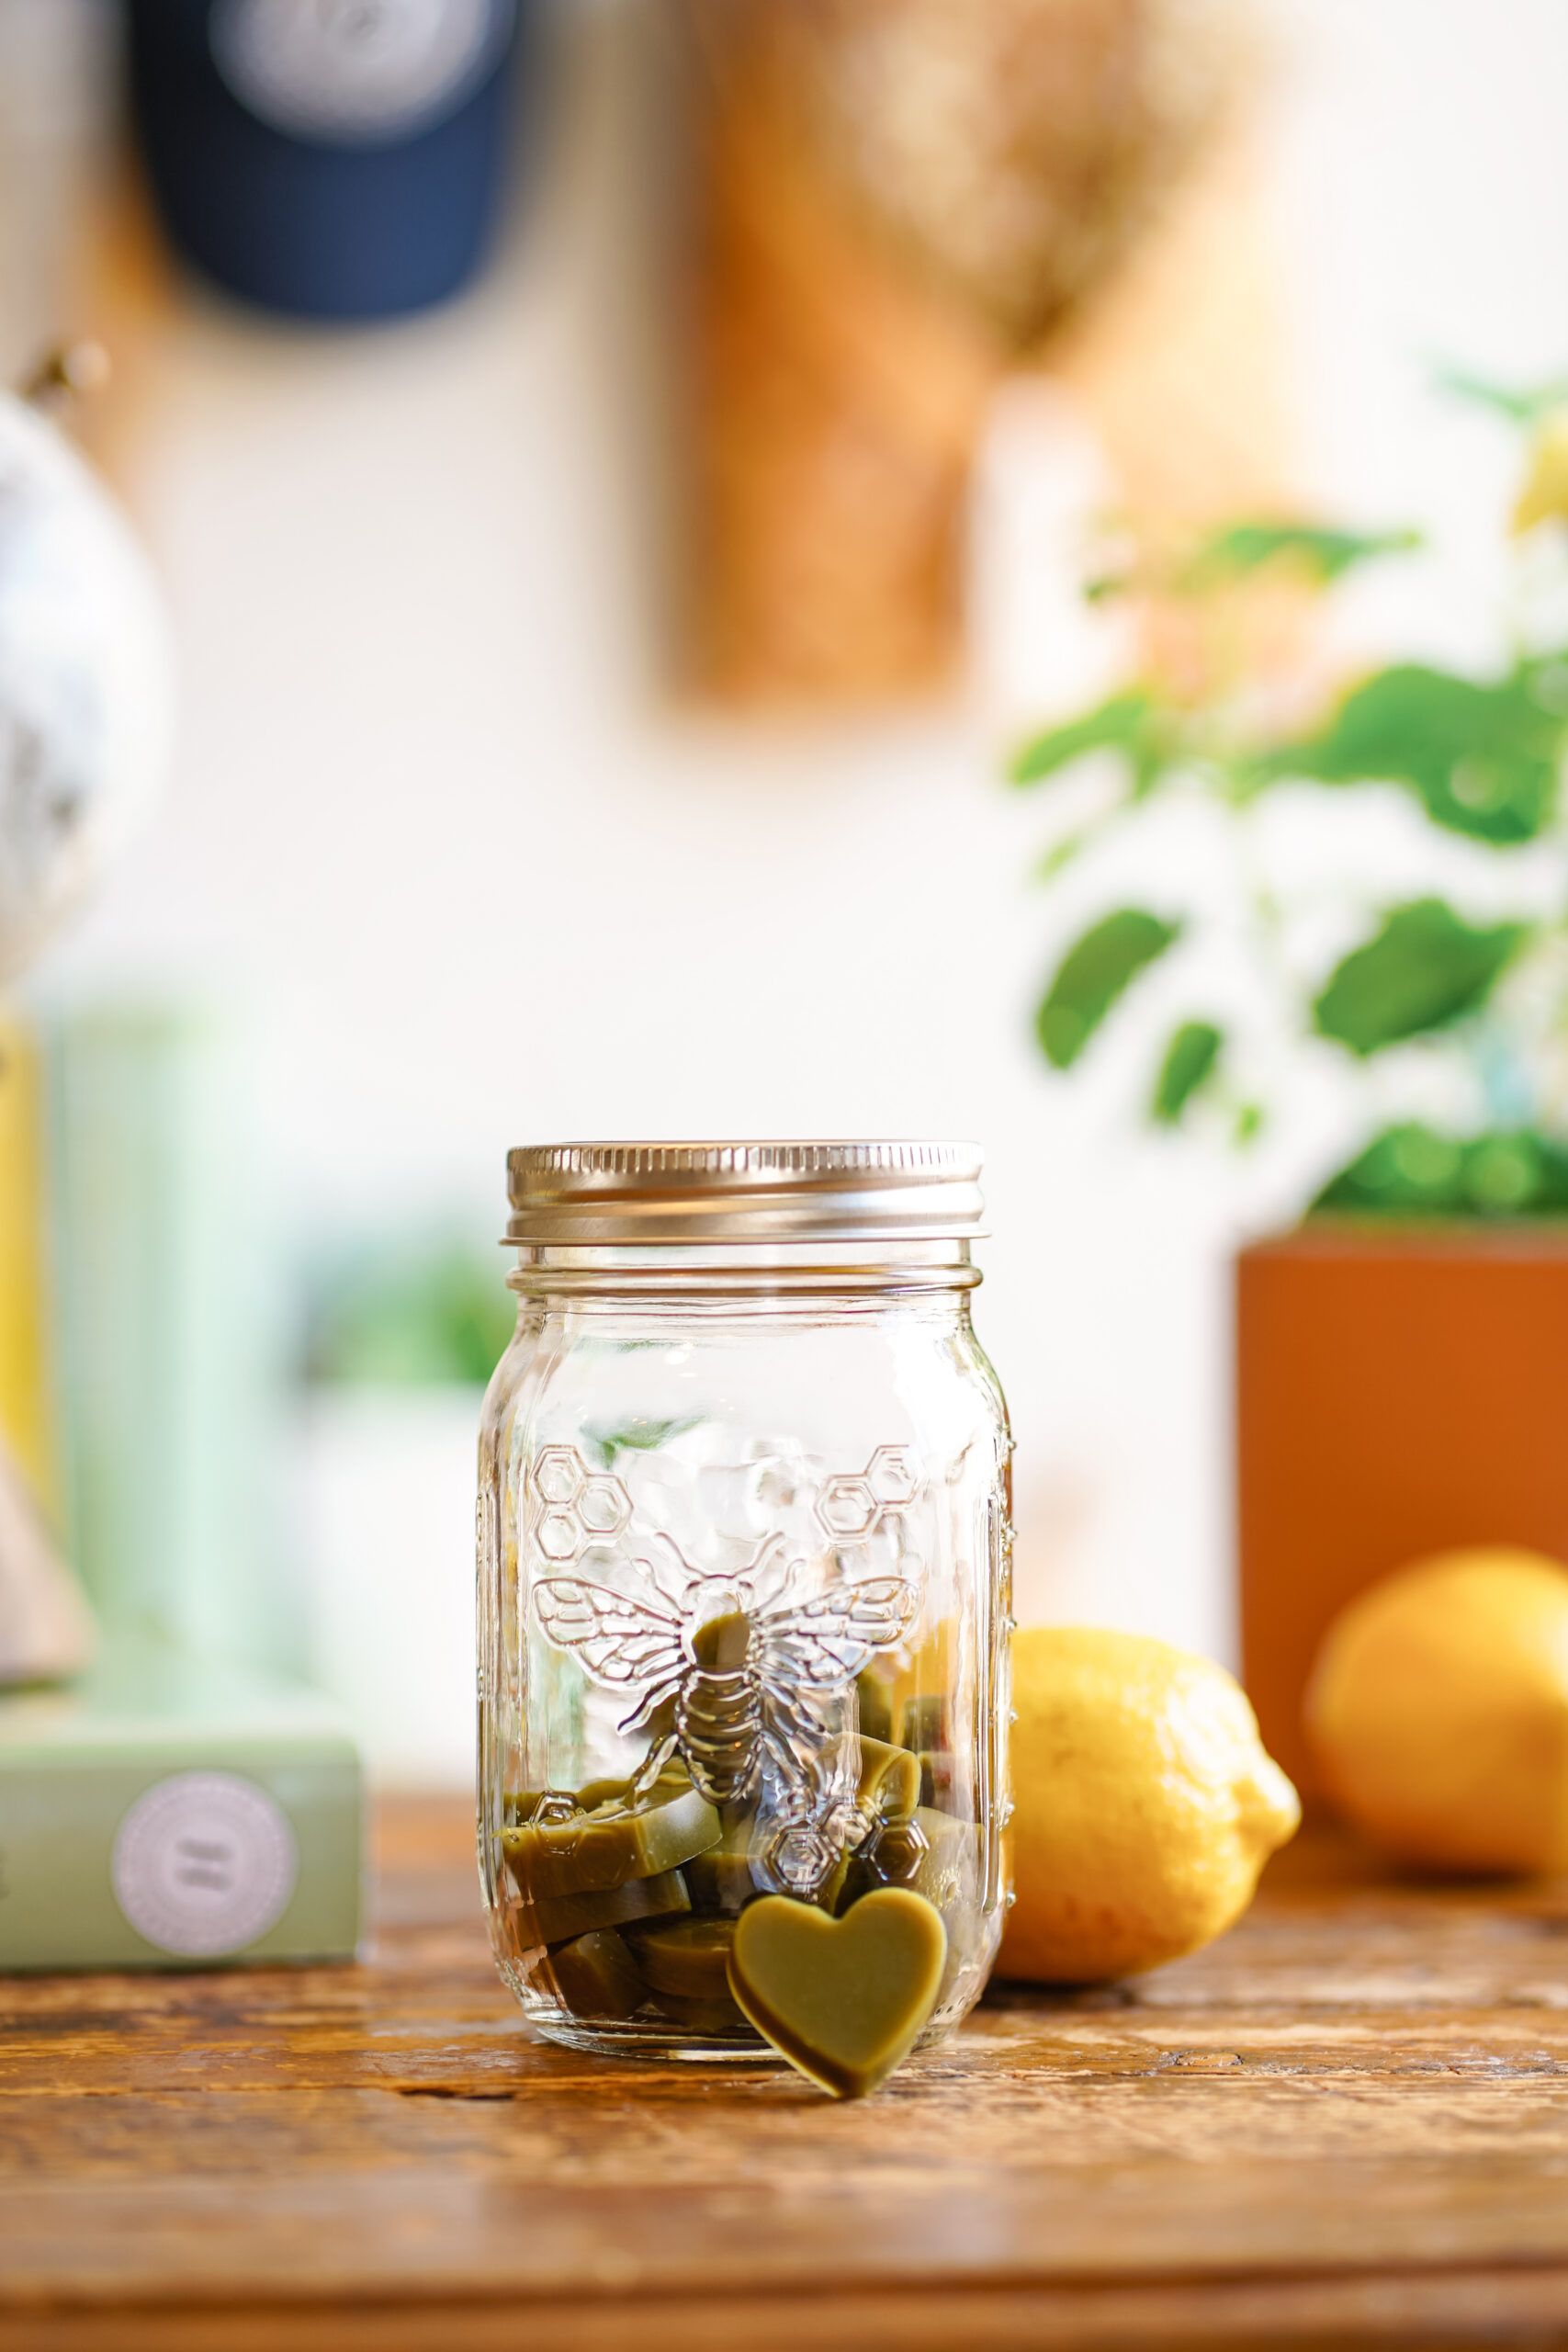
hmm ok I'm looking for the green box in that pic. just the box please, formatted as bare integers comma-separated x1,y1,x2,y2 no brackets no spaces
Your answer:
0,1643,363,1971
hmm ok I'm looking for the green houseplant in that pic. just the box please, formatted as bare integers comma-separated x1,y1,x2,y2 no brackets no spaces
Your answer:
1010,371,1568,1217
1007,373,1568,1805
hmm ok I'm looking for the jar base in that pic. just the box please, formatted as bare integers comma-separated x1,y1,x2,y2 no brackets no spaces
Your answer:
529,2014,784,2064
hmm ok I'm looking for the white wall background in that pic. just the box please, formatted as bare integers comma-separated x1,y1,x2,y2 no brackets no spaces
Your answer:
12,0,1568,1778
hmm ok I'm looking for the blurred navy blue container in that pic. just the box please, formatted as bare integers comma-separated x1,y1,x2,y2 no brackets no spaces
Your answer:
127,0,528,322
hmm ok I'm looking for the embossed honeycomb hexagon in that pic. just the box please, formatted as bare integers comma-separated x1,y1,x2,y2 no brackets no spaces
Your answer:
537,1509,582,1564
817,1476,878,1540
763,1821,837,1896
535,1447,584,1507
578,1475,631,1538
863,1814,931,1888
866,1445,919,1508
532,1792,585,1831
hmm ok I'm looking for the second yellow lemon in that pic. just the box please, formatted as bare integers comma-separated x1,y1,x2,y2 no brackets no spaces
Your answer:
999,1626,1300,1983
1306,1547,1568,1873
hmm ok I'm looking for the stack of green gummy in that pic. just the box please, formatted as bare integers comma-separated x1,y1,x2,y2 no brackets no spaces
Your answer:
502,1701,979,2034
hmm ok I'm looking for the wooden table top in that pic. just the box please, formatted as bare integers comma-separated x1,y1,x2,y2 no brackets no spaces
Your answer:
4,1801,1568,2351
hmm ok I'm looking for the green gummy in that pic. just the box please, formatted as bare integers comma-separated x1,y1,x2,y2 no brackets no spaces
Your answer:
683,1804,761,1914
835,1854,872,1916
627,1915,737,1999
574,1776,635,1811
683,1845,760,1914
504,1781,720,1902
686,1807,851,1917
728,1888,947,2098
578,1762,692,1810
813,1845,852,1914
507,1760,690,1826
691,1611,750,1670
647,1984,750,2035
854,1736,920,1821
907,1808,980,1906
546,1928,646,2019
514,1865,694,1948
839,1806,979,1915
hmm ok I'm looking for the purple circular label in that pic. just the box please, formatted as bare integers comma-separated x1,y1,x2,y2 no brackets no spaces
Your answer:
111,1770,298,1957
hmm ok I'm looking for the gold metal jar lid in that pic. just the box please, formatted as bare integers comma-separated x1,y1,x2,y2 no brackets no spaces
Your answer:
504,1140,986,1248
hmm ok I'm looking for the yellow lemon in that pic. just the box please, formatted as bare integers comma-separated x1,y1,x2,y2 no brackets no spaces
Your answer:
1306,1548,1568,1873
999,1627,1300,1983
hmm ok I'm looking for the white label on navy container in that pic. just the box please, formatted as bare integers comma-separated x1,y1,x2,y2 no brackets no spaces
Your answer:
210,0,515,145
111,1771,298,1958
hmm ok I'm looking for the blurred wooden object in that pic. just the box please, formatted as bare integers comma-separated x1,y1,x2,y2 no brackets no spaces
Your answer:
1238,1229,1568,1812
0,1,118,383
53,153,179,503
686,0,1271,704
6,1799,1568,2346
691,61,998,700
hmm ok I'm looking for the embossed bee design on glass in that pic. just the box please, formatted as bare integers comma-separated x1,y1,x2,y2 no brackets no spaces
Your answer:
478,1142,1013,2058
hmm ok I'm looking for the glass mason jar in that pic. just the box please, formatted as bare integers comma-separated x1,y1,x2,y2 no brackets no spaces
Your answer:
477,1140,1013,2060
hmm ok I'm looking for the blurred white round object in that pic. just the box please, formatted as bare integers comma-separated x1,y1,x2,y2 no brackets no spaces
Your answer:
0,386,175,983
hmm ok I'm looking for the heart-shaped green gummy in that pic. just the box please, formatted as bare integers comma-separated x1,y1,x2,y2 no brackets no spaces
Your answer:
727,1889,947,2098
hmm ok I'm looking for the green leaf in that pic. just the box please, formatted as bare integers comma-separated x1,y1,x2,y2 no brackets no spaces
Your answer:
1032,828,1095,883
1312,1122,1467,1215
1035,909,1182,1070
1436,364,1568,425
583,1416,701,1469
1151,1021,1224,1123
1313,899,1529,1057
1010,691,1158,788
307,1240,514,1387
1463,1131,1568,1214
1179,521,1420,589
1313,1123,1568,1218
1257,663,1565,843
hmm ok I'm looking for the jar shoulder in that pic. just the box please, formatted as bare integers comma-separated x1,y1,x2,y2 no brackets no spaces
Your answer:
483,1309,1006,1470
479,1306,547,1454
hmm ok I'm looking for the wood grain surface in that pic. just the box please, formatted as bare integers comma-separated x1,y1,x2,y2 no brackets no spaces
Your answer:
5,1803,1568,2349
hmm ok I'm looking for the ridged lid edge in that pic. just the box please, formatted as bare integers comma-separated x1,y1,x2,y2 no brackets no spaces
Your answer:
504,1138,985,1245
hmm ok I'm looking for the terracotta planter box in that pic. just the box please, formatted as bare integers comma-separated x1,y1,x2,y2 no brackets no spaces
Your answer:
1236,1226,1568,1809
